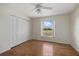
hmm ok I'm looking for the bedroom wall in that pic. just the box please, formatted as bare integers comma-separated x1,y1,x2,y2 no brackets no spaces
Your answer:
31,14,71,44
70,6,79,52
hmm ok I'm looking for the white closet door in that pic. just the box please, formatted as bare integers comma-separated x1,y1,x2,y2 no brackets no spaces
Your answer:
11,16,30,47
10,16,17,47
16,18,30,45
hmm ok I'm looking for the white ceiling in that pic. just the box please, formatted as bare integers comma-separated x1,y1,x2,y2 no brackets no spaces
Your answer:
1,3,79,18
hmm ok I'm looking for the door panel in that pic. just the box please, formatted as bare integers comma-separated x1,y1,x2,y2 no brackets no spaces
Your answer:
16,18,30,45
10,15,30,47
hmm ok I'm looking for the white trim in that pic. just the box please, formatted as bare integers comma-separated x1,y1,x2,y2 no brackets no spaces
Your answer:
53,18,55,37
71,44,79,52
10,15,30,21
0,48,11,54
41,21,43,36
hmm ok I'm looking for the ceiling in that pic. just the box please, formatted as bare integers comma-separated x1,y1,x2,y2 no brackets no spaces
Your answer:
1,3,79,18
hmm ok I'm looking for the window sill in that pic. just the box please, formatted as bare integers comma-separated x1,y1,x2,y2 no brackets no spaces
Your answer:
41,35,56,38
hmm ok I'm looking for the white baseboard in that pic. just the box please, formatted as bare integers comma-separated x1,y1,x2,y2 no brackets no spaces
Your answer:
71,44,79,52
0,48,11,54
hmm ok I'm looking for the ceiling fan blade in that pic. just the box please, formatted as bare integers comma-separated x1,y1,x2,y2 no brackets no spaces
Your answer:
32,3,42,6
32,3,43,9
40,6,52,10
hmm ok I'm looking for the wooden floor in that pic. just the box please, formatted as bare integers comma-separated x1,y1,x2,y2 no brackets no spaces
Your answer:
0,40,79,56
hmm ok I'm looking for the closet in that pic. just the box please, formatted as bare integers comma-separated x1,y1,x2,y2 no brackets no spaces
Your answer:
10,15,30,47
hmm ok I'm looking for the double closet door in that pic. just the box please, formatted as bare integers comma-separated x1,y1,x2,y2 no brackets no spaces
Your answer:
10,15,30,47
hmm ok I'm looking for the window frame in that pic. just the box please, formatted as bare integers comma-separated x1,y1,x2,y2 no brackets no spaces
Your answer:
41,19,55,37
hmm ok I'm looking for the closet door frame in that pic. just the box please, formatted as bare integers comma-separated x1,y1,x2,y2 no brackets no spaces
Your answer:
10,15,30,48
10,15,17,48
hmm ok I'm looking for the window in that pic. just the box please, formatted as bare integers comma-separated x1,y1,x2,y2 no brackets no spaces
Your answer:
41,20,55,37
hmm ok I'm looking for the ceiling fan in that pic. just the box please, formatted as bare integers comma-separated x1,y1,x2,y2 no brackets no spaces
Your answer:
32,3,52,14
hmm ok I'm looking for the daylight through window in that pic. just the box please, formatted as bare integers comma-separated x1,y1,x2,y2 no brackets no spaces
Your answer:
41,20,55,37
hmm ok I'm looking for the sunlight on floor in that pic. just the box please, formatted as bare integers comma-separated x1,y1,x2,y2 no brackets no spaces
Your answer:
42,43,53,56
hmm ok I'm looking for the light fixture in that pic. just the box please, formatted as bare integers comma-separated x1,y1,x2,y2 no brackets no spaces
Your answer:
32,3,52,14
36,8,41,14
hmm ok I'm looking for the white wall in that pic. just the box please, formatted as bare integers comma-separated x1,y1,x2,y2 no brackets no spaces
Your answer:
54,14,71,44
0,4,31,53
70,6,79,52
31,14,71,44
0,5,11,53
